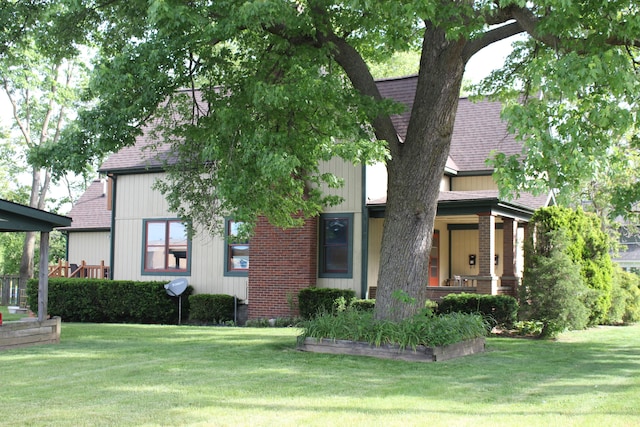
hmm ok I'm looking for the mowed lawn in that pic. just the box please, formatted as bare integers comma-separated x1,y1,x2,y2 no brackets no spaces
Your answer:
1,320,639,427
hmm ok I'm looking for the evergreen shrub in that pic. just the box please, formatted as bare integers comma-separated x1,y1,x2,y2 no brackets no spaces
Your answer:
188,294,238,324
606,265,640,324
530,206,613,324
437,293,518,329
297,287,356,319
520,229,591,338
27,278,192,324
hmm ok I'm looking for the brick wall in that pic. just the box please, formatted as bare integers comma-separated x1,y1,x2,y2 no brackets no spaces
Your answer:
247,216,317,319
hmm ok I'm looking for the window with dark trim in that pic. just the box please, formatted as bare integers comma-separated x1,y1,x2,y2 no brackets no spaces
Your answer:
142,219,190,275
319,214,353,278
225,219,249,276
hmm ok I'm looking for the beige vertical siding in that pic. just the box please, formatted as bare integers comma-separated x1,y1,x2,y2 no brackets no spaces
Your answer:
449,228,504,277
112,173,247,299
67,231,111,266
319,158,362,213
450,175,496,191
315,159,364,296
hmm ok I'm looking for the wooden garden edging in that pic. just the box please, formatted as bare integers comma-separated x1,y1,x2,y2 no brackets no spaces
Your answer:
0,317,61,351
298,336,485,362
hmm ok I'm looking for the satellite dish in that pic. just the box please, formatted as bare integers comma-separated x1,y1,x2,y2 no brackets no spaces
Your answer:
164,278,188,297
164,278,188,325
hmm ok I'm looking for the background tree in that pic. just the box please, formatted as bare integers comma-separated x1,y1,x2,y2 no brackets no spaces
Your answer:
1,2,88,286
36,1,640,322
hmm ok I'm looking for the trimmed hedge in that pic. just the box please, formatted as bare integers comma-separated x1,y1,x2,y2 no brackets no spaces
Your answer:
189,294,239,324
27,278,192,324
437,293,518,329
298,287,356,319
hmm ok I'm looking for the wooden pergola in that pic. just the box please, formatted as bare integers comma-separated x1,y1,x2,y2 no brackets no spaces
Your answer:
0,199,71,321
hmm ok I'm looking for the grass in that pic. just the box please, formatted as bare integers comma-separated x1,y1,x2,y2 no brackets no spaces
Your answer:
0,317,639,426
0,305,29,322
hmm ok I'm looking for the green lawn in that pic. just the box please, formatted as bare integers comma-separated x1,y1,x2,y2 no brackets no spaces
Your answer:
1,319,639,426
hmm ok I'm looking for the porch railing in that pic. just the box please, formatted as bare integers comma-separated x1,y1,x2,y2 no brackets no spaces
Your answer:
48,260,110,279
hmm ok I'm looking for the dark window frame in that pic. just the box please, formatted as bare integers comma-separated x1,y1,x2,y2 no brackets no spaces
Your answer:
319,213,353,278
224,218,249,277
141,218,191,276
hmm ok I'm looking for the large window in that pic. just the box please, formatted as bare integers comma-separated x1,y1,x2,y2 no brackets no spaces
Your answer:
225,219,249,276
142,219,190,275
319,214,353,278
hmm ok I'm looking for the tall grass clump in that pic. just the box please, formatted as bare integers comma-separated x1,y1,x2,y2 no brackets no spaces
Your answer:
299,308,487,349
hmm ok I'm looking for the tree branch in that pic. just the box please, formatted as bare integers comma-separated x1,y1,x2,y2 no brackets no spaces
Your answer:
510,6,640,52
463,21,525,62
316,31,401,148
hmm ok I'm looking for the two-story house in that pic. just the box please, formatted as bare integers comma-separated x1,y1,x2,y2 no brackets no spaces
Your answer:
63,75,552,319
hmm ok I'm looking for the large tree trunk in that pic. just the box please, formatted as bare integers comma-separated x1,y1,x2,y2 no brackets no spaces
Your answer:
374,29,467,321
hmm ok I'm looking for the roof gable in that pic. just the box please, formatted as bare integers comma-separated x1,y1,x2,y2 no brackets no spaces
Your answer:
60,180,112,231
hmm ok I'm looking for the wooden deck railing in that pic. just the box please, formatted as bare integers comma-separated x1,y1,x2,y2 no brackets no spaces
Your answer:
48,260,110,279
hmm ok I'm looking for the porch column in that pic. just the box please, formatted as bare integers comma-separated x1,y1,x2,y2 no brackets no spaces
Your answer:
500,217,520,296
477,213,498,295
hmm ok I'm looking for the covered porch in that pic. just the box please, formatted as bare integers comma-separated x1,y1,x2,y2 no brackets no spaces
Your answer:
366,191,547,301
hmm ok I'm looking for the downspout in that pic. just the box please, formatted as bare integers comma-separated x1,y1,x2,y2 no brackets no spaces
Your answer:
360,164,369,299
108,175,117,280
63,230,69,262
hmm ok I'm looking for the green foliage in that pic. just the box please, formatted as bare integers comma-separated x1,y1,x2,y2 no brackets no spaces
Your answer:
300,308,487,349
437,293,519,329
529,207,613,325
244,317,302,328
521,229,591,338
188,294,238,324
297,287,356,320
350,299,376,312
607,265,640,324
20,0,640,324
26,278,193,324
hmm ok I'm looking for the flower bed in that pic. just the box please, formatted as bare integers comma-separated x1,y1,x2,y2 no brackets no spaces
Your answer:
298,336,485,362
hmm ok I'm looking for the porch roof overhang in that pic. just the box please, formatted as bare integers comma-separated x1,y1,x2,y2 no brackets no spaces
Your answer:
367,191,539,223
0,199,72,231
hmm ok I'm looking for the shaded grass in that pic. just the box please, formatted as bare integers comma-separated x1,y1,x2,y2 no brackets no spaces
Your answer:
0,322,639,426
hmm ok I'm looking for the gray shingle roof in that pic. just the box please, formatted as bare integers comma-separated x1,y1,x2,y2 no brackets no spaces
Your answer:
377,75,522,173
60,180,112,231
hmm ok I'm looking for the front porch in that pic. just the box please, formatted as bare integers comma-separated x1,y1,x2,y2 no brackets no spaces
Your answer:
366,194,536,301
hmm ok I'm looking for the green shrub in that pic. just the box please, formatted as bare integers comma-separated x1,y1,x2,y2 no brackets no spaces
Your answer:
520,229,591,338
607,265,640,324
297,287,356,319
300,308,487,349
188,294,239,324
243,317,303,327
350,299,375,312
437,293,518,329
27,278,192,324
530,207,613,325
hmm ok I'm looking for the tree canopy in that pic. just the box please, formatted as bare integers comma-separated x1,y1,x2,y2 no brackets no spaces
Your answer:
17,0,640,321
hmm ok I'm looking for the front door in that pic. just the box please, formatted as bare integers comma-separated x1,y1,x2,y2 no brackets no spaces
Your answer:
429,231,439,286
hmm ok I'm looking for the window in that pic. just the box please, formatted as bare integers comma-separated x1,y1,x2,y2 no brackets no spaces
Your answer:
319,214,353,278
142,219,190,275
225,219,249,276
